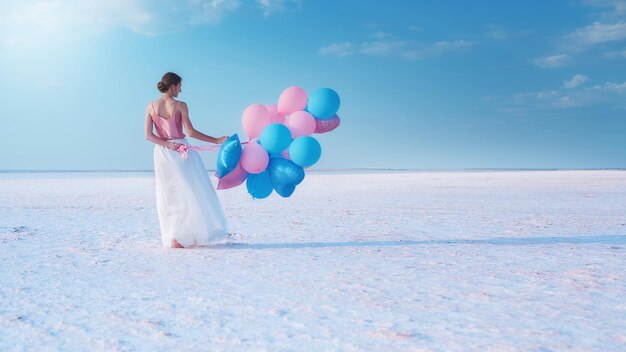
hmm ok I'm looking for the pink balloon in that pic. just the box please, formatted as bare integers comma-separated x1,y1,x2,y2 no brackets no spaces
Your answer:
286,111,316,138
240,142,270,174
242,104,271,140
281,149,291,160
266,104,278,116
277,86,308,116
315,114,341,134
273,114,286,124
216,162,248,190
266,104,285,124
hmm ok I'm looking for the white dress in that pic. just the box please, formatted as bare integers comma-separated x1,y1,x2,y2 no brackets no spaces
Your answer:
151,101,228,247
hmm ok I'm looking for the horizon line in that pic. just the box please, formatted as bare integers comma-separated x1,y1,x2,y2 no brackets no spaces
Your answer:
1,168,625,173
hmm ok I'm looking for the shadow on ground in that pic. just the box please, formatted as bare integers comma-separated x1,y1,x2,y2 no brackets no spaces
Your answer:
209,235,626,250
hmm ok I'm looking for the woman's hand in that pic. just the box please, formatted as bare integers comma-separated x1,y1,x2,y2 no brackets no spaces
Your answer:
170,142,184,151
215,136,229,144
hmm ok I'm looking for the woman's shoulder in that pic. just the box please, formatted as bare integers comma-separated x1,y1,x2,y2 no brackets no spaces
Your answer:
146,99,160,110
145,100,155,113
177,100,188,111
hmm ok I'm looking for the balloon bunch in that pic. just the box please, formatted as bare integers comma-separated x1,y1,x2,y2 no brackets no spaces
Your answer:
215,86,342,199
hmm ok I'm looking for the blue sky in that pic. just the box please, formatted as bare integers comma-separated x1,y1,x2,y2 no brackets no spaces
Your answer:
0,0,625,170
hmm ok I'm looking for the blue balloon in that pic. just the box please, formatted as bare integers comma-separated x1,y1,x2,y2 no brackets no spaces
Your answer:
216,134,242,178
275,184,296,198
307,88,340,120
289,136,322,167
260,124,292,154
246,170,273,199
268,157,305,187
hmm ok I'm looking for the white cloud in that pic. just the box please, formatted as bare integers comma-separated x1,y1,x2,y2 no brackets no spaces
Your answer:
565,21,626,46
533,54,569,68
0,1,161,45
491,79,626,112
593,80,626,91
188,0,241,26
319,36,476,61
484,25,530,41
372,31,393,40
318,42,355,57
256,0,302,17
485,25,508,40
602,47,626,57
431,40,475,52
0,0,299,47
533,2,626,67
359,40,410,56
583,0,626,19
564,74,589,88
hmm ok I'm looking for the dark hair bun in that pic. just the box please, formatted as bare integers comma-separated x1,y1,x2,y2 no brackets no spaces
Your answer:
157,72,182,93
157,81,168,93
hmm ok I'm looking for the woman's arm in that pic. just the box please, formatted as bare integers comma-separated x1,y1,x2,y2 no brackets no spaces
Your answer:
144,107,179,150
179,102,228,144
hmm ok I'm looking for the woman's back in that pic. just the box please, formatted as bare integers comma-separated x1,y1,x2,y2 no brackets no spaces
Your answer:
150,99,185,140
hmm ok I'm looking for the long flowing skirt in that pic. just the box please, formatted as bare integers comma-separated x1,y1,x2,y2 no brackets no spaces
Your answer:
153,138,228,247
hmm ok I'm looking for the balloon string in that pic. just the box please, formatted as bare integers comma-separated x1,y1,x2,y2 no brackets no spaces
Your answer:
176,138,254,159
188,145,221,152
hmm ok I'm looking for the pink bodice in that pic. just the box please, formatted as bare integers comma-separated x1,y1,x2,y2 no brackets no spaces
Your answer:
151,102,186,140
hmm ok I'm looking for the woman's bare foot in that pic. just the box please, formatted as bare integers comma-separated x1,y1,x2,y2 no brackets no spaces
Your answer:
172,239,184,248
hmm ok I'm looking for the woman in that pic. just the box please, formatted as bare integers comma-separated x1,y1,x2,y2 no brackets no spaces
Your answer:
144,72,229,248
